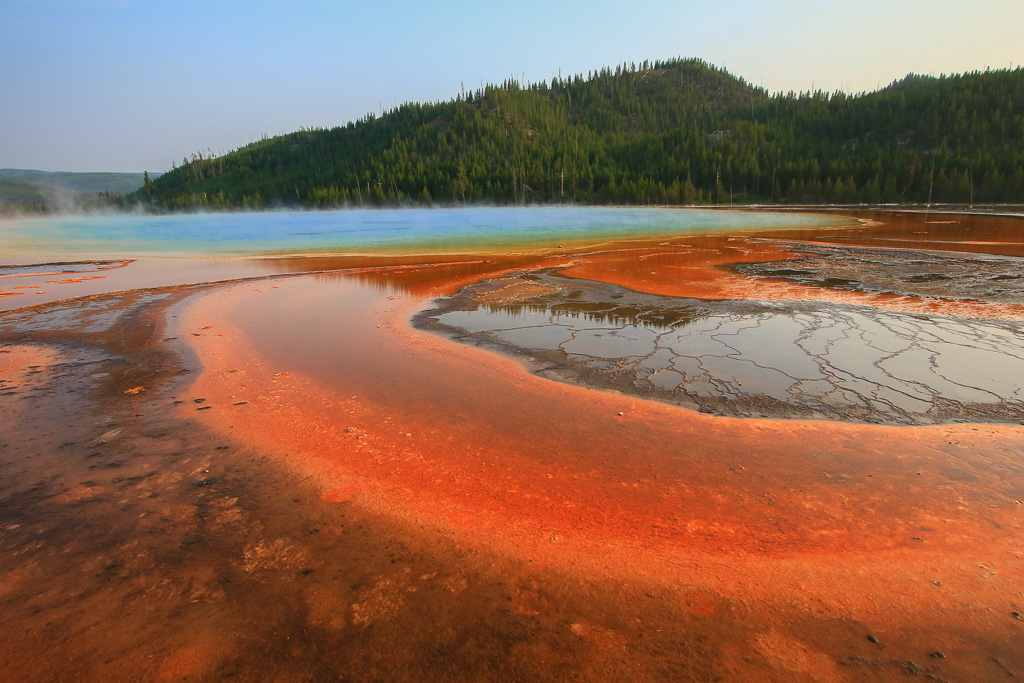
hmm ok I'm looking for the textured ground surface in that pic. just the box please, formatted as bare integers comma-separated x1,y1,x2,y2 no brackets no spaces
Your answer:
2,211,1024,681
420,263,1024,424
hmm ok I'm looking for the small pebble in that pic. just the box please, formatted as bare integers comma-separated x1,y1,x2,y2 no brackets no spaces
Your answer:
867,634,879,643
1013,611,1023,620
929,651,945,659
197,406,211,411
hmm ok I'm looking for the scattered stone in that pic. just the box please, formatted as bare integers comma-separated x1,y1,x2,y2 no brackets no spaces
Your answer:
233,400,248,405
867,634,879,643
929,651,945,658
215,446,229,450
123,386,146,395
195,478,216,487
194,398,206,404
1013,611,1023,620
300,568,314,575
197,406,211,411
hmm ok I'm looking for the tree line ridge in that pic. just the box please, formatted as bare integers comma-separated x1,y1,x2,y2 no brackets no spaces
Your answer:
133,57,1024,210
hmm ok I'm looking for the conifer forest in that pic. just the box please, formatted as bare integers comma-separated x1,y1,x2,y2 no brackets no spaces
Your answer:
136,58,1024,210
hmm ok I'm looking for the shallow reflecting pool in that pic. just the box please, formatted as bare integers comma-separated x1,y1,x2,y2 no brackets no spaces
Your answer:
425,269,1024,424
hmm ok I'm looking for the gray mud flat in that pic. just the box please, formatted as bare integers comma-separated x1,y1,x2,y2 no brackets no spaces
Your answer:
415,268,1024,425
735,241,1024,304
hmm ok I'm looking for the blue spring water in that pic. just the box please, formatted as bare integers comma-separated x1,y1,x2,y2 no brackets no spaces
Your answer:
0,206,854,258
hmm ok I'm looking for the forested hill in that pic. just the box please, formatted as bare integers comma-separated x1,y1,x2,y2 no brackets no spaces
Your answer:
138,58,1024,210
1,169,150,214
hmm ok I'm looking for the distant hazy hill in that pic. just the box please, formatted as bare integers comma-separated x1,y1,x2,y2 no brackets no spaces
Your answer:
0,169,152,213
139,57,1024,209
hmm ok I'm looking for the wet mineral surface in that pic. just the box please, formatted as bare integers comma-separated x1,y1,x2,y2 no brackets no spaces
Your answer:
2,210,1024,682
418,264,1024,425
733,241,1024,305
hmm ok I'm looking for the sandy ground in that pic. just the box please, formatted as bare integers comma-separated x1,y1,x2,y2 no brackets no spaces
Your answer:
1,210,1023,681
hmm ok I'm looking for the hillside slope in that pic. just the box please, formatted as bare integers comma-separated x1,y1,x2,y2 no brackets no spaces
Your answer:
139,58,1024,209
1,169,151,213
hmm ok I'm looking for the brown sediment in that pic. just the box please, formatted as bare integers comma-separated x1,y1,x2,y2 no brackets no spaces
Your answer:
0,344,66,381
184,270,1024,553
561,235,1024,320
559,211,1024,320
0,278,785,682
752,210,1024,257
44,275,107,284
2,210,1024,680
174,262,1024,680
0,258,135,279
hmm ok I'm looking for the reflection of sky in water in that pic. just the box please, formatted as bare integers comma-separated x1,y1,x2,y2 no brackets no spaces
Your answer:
437,300,1024,421
0,207,852,257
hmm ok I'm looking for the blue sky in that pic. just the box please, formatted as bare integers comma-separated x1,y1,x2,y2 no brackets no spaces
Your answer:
1,0,1021,173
